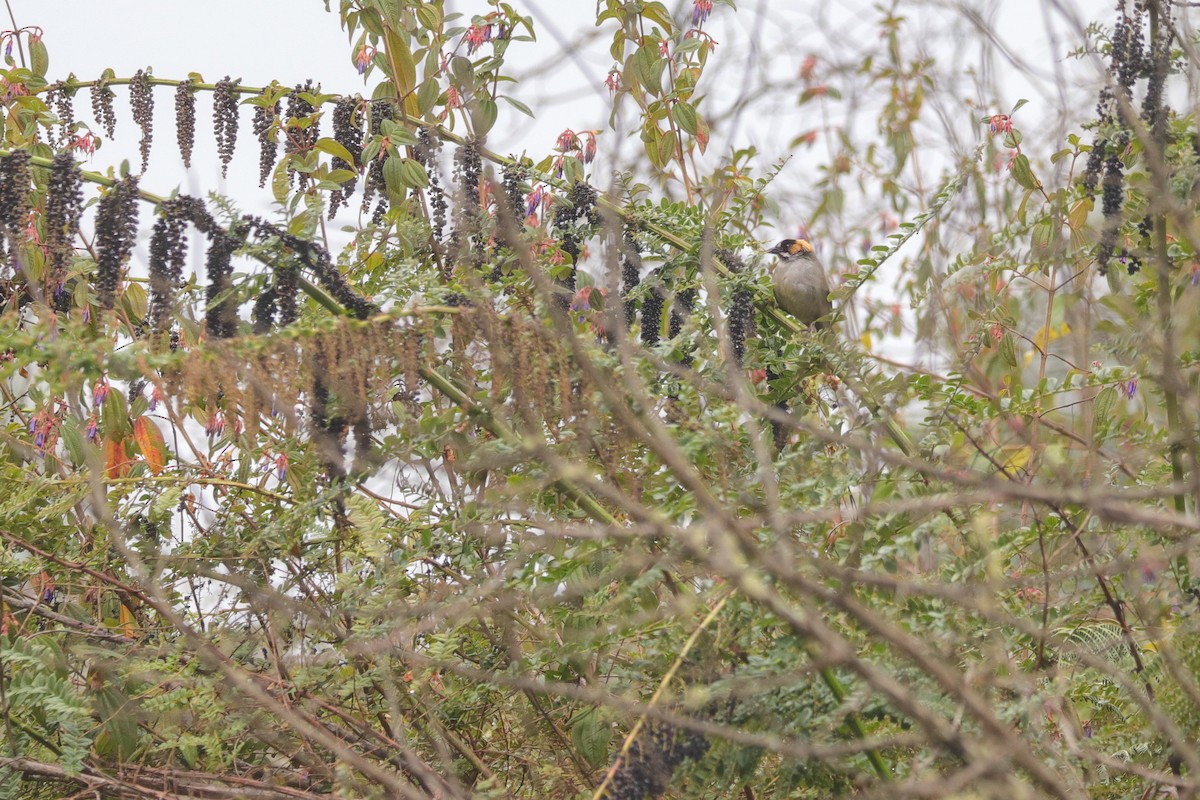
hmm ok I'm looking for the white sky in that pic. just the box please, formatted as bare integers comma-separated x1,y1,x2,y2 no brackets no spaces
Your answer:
21,0,1105,330
23,0,1098,201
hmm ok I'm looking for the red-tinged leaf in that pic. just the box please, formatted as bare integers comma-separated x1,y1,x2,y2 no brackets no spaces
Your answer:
104,435,133,479
695,114,710,155
133,416,168,475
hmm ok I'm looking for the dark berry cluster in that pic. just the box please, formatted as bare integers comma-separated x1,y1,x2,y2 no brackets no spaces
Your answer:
449,142,485,273
0,150,31,271
252,95,279,188
148,198,192,334
361,99,395,220
328,96,362,216
602,722,709,800
94,174,140,310
130,69,154,174
671,287,697,367
204,228,239,338
351,415,372,476
620,227,642,330
1081,1,1169,274
175,80,196,168
549,181,599,306
276,260,299,325
243,215,376,320
252,284,278,334
641,271,665,346
44,152,84,312
1098,147,1127,273
417,126,447,240
46,82,75,147
310,356,349,480
453,140,483,210
501,161,527,225
284,81,319,189
90,82,116,139
552,181,598,257
1141,5,1169,135
717,249,754,366
213,77,240,178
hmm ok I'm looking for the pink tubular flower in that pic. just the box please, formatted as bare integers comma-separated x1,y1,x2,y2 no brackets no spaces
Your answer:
85,413,100,444
556,129,579,152
274,452,288,481
466,24,489,54
692,0,713,25
582,131,597,164
149,385,164,411
525,185,545,218
92,377,110,407
604,69,621,95
988,114,1012,135
205,410,225,438
800,55,818,81
355,43,376,74
68,131,99,155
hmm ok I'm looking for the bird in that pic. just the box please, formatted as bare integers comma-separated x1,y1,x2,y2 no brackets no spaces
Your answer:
767,238,832,328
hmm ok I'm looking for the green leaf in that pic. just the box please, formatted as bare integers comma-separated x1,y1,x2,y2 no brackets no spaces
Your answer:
400,157,429,188
657,131,676,166
414,3,442,31
633,42,664,95
272,155,292,205
29,37,49,77
500,95,534,118
326,168,358,184
570,710,612,769
383,154,407,202
1094,385,1117,421
473,96,498,136
451,55,473,88
999,333,1018,368
672,101,698,135
1016,187,1034,225
60,422,86,465
641,2,675,32
417,78,441,116
314,137,357,167
1068,197,1092,231
1010,154,1039,191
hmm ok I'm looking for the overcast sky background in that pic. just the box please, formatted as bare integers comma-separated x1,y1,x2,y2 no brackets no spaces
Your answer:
20,0,1103,208
17,0,1117,334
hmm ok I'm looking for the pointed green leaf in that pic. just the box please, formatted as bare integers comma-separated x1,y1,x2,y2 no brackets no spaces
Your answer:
672,101,698,135
315,137,357,167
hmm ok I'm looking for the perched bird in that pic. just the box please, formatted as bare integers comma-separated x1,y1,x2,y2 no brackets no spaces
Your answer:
768,238,832,327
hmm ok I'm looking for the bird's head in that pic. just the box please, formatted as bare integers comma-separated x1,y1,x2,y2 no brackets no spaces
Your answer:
767,238,815,261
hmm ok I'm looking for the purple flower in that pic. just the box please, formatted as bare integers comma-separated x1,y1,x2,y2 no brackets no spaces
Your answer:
525,185,544,218
206,411,225,437
92,378,111,407
692,0,713,25
1124,379,1137,399
355,44,376,74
